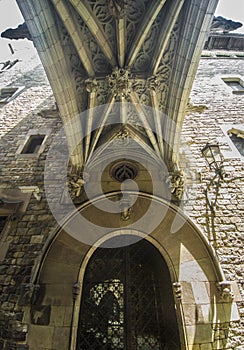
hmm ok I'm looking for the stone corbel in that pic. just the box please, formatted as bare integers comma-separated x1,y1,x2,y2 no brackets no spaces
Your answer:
216,281,234,302
185,99,208,114
67,172,89,200
166,171,185,200
173,282,182,299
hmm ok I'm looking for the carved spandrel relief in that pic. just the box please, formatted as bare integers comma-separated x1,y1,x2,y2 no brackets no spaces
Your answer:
152,23,179,112
132,13,162,72
85,78,98,94
133,80,150,106
87,0,116,45
94,81,110,106
126,0,148,48
77,15,111,74
113,128,131,147
126,101,142,126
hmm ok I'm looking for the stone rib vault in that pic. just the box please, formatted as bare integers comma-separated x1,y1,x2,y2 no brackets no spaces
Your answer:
16,0,219,172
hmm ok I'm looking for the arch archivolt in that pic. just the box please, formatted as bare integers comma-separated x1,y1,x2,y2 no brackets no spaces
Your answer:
26,193,238,350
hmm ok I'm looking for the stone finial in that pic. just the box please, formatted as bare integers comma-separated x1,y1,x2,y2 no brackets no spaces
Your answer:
173,282,182,299
216,281,234,302
107,68,133,100
166,171,184,200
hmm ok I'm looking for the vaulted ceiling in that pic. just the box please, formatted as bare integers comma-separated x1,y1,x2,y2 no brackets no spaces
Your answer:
16,0,219,172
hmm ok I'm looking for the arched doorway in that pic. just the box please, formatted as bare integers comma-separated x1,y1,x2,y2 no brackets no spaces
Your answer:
76,235,181,349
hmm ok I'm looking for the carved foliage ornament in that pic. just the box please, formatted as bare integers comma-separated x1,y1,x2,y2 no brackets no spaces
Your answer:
216,281,234,302
147,75,161,92
107,68,134,99
114,128,131,146
67,172,89,200
166,171,184,200
85,78,98,93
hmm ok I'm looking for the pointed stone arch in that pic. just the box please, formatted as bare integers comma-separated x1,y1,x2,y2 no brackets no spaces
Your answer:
26,194,238,349
73,233,183,349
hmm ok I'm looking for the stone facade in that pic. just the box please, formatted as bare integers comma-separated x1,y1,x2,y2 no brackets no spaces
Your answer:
0,41,243,350
0,45,60,350
181,52,244,349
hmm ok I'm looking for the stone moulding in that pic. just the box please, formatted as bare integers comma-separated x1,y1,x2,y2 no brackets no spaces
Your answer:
216,281,235,302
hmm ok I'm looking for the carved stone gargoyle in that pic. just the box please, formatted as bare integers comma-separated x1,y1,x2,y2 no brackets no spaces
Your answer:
211,16,242,33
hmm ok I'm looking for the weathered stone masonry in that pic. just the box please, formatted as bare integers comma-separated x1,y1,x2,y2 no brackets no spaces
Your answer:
0,49,60,349
182,53,244,349
0,46,243,349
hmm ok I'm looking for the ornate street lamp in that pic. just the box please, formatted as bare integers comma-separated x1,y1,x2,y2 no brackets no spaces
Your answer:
201,142,225,247
201,143,225,179
201,142,242,248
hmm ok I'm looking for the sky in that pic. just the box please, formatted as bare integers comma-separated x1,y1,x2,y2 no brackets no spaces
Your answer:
0,0,243,59
0,0,243,33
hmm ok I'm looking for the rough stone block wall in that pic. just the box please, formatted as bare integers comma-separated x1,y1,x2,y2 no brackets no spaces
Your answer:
0,45,61,349
181,53,244,349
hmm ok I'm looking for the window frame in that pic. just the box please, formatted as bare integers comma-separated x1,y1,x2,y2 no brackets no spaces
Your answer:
0,86,25,104
16,129,51,158
219,124,244,160
221,76,244,94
